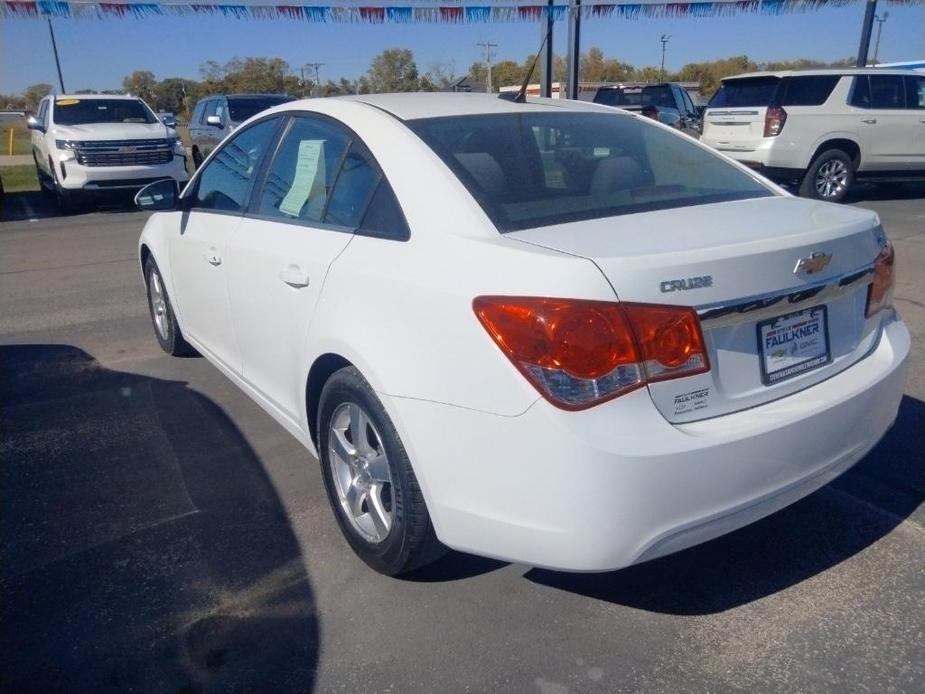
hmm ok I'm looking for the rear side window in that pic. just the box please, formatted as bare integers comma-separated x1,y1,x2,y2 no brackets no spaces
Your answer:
708,77,780,108
324,145,379,227
358,179,410,241
780,75,840,106
408,112,771,233
870,75,906,109
258,116,350,223
905,76,925,108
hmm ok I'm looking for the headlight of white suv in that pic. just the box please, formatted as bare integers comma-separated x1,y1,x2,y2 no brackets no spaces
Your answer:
54,139,77,161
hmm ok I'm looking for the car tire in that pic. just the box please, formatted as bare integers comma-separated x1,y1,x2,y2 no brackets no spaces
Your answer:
34,154,54,196
799,149,854,202
318,366,446,576
144,257,196,357
192,147,203,170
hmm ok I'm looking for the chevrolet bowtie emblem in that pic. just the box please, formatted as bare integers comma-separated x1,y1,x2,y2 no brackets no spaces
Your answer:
794,251,832,275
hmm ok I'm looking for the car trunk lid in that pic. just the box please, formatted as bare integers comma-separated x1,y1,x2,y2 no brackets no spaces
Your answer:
507,196,885,423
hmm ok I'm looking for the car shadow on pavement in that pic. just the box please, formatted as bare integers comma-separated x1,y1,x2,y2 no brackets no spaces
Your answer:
525,395,924,616
843,182,925,203
0,190,140,222
0,344,319,693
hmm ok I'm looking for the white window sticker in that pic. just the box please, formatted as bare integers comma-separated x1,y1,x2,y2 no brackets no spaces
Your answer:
279,139,325,218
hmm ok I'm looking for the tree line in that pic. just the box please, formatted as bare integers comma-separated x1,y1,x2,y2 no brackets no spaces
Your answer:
2,49,856,117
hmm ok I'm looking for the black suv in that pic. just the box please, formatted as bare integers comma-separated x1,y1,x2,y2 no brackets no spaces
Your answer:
593,83,701,137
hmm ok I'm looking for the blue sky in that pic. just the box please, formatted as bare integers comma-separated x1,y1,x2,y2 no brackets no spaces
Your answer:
2,3,923,93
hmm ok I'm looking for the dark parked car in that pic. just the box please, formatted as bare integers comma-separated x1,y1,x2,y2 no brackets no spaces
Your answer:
188,94,294,169
593,83,701,137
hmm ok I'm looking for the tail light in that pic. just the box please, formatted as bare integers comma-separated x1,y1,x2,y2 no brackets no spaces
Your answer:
866,241,895,318
641,105,659,120
764,106,787,137
473,297,710,410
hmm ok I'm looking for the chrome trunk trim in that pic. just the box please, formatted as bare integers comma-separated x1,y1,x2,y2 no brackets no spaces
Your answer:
697,264,874,330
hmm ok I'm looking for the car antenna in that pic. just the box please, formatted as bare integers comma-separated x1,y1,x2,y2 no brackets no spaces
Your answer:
498,28,550,103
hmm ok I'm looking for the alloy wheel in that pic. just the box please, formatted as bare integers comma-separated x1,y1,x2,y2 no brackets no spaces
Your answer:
815,160,849,199
328,402,394,544
148,269,169,340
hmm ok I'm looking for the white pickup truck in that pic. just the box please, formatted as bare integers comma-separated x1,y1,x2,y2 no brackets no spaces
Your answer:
28,94,189,212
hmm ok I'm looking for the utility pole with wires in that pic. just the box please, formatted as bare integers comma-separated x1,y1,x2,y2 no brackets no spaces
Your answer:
302,63,324,97
872,12,889,65
660,34,671,82
477,40,498,93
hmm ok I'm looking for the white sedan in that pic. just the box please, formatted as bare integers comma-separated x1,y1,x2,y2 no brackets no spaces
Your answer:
136,93,909,575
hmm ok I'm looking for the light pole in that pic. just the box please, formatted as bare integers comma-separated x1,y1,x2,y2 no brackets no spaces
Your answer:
477,40,497,92
47,18,66,94
302,63,323,97
872,12,889,65
660,34,671,82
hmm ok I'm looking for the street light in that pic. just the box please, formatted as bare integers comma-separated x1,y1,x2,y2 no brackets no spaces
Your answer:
660,34,671,82
872,12,889,65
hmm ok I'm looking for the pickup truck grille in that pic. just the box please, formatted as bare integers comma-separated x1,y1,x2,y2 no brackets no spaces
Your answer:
74,139,172,167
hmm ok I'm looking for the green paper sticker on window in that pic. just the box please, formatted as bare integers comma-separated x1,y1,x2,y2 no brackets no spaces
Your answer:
279,139,325,218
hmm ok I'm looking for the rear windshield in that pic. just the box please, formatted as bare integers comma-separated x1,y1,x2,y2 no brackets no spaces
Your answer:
595,86,675,108
53,98,157,125
708,77,781,108
407,111,772,233
227,96,293,123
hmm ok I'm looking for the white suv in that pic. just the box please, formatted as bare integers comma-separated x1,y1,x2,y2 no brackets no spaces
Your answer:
702,68,925,201
28,94,189,211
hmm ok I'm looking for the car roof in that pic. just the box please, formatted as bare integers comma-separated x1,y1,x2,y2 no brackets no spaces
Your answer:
319,92,610,121
723,68,921,80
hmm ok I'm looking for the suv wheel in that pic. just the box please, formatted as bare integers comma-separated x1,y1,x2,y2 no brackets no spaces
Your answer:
318,366,446,575
34,154,54,195
800,149,854,202
192,148,203,170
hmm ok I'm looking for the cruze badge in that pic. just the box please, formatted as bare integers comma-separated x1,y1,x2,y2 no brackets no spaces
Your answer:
660,276,713,293
794,251,832,275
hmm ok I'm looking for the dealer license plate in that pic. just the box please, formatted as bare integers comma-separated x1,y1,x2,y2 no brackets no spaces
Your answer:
758,306,831,386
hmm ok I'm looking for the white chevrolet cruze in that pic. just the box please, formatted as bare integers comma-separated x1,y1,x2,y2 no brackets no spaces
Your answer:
136,93,909,576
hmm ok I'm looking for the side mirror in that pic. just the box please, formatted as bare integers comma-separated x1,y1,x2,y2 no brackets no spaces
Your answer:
161,115,177,128
135,178,180,211
205,115,223,128
26,115,44,132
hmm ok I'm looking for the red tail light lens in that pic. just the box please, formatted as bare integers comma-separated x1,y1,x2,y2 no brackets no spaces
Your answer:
473,297,710,410
641,105,659,120
764,106,787,137
866,241,895,318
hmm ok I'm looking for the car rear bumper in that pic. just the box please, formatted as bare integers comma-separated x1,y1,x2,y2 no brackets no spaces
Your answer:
383,313,909,572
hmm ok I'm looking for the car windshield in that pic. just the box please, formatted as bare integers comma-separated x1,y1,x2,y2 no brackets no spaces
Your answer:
227,97,292,123
407,111,772,232
53,98,157,125
708,77,781,108
595,86,675,108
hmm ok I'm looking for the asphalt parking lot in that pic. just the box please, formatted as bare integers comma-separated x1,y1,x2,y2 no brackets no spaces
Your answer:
1,185,923,693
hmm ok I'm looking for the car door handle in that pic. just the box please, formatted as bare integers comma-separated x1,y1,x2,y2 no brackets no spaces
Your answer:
861,118,877,124
205,247,222,266
279,265,310,288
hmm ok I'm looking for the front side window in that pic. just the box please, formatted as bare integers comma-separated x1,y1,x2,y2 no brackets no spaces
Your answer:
780,75,840,106
408,111,772,233
190,117,281,212
191,101,205,126
257,116,351,223
52,98,157,125
869,75,906,109
37,99,49,127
